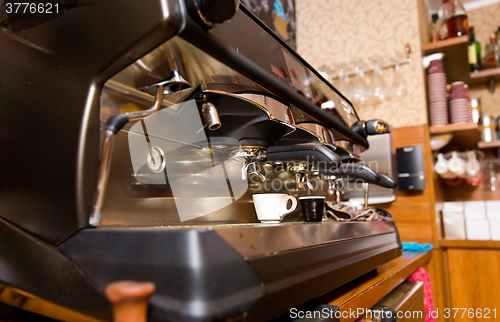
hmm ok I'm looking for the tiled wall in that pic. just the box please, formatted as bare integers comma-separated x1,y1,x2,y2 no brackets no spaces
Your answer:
295,0,428,127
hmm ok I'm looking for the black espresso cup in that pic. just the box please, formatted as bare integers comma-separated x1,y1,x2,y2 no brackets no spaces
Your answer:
299,196,326,222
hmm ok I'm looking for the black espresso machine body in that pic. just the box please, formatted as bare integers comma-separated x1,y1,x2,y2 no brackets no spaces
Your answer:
0,1,401,321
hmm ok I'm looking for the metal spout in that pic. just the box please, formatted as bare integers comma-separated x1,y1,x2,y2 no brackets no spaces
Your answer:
328,180,335,196
162,70,192,94
334,179,343,203
134,43,193,95
296,173,313,190
363,182,369,208
201,102,221,131
243,162,266,182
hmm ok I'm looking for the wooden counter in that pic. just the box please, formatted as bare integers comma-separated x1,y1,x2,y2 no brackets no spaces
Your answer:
307,251,431,322
3,251,431,322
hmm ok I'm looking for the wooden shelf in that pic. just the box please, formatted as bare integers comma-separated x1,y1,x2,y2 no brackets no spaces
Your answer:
429,123,478,151
469,67,500,85
423,37,470,84
440,239,500,249
422,36,469,55
429,122,478,134
478,140,500,149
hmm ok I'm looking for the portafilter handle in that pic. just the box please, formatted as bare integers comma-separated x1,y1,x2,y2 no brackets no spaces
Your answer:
318,164,380,184
266,143,341,169
352,119,390,138
378,173,398,189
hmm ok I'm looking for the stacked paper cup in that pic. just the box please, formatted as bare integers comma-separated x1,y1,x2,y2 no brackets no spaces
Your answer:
427,59,448,126
450,81,472,124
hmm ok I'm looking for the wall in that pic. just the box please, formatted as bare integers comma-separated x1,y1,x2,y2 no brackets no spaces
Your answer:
467,2,500,118
467,2,500,57
294,0,438,242
295,5,444,315
468,84,500,117
295,0,428,128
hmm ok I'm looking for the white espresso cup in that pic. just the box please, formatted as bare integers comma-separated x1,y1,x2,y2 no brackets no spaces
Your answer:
252,193,297,223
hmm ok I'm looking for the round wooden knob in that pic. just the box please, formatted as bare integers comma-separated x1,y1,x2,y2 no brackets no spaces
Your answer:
105,281,155,322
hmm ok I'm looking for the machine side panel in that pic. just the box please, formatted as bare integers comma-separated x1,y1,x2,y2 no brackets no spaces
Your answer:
0,0,183,243
59,227,263,322
0,217,111,321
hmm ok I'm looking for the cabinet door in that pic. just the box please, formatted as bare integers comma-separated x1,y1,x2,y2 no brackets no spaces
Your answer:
447,249,500,321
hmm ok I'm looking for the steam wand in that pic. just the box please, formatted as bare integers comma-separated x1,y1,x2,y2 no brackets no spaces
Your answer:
89,85,165,226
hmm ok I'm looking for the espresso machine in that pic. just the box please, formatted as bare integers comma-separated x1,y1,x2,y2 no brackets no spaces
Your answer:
0,0,401,321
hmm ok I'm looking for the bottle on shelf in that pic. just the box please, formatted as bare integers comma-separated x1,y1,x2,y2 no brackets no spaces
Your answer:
497,116,500,140
496,28,500,66
468,26,481,72
438,0,450,39
484,34,500,69
446,0,468,38
430,13,440,42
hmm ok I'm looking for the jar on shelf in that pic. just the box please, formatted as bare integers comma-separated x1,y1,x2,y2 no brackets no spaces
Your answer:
485,160,500,192
479,116,498,142
446,0,469,38
470,98,482,123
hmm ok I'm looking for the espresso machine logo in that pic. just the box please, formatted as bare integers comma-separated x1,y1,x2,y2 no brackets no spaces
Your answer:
128,100,248,222
1,0,79,32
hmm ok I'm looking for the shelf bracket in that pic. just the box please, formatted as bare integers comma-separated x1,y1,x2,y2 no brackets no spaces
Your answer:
488,77,496,94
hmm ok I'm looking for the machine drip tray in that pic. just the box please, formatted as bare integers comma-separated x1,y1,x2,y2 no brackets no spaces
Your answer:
212,220,399,257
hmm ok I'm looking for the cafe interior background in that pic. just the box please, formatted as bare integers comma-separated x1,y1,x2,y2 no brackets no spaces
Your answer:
293,0,500,315
1,0,500,320
239,0,500,316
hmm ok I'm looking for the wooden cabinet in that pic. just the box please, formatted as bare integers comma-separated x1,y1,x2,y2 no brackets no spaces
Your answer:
428,123,500,321
322,251,431,322
380,124,500,322
447,249,500,320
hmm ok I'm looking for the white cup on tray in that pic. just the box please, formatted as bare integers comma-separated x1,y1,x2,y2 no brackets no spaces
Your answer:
252,193,297,223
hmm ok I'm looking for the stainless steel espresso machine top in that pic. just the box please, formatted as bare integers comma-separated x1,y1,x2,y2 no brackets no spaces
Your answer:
0,0,401,321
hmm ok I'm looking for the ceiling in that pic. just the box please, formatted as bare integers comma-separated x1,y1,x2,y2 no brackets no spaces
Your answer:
426,0,500,13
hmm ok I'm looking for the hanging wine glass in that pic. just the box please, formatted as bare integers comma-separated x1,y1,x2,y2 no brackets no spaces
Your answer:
391,63,407,98
351,66,371,103
369,60,388,102
334,67,353,100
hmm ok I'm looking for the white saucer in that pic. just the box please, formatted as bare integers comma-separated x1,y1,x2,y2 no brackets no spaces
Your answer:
258,220,281,224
